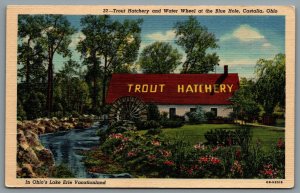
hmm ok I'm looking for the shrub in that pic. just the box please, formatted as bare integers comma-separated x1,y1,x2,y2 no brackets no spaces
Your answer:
160,119,184,128
147,103,161,121
135,120,161,130
92,129,285,179
205,111,216,121
146,128,162,135
204,129,235,146
51,164,75,178
186,107,207,124
160,115,185,128
204,127,252,147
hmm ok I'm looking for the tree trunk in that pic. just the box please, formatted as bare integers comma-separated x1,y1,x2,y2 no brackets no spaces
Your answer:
47,55,53,116
102,56,108,106
92,62,97,109
25,57,30,85
102,74,106,106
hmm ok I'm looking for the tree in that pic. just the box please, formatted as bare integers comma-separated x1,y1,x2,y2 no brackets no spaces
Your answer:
230,78,260,122
77,15,142,107
55,59,91,115
255,54,285,116
139,42,182,73
174,16,220,73
23,92,46,120
18,15,47,86
39,15,76,115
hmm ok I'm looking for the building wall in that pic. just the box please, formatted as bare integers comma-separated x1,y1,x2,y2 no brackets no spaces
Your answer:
157,104,233,118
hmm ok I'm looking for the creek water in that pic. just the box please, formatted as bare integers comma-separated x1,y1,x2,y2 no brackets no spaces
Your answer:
40,123,131,178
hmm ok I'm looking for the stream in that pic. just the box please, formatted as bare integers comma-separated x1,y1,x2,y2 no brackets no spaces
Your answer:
39,123,131,178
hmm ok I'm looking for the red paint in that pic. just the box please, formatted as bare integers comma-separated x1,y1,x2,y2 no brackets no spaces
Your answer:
106,73,239,105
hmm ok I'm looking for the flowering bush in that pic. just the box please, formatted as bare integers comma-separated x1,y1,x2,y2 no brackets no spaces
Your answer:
91,127,285,179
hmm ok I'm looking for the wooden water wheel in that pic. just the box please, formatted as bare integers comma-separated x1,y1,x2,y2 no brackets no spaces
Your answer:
109,96,147,123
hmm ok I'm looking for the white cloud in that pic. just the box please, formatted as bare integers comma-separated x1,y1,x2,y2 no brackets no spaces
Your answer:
219,58,256,66
145,30,176,41
69,31,86,48
262,42,272,48
220,24,265,42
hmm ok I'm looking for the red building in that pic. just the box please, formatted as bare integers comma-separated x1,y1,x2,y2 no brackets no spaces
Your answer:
106,65,239,118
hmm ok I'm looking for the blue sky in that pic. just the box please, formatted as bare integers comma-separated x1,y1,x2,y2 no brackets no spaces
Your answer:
54,15,285,79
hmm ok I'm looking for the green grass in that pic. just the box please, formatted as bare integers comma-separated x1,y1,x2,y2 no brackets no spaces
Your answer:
139,124,284,151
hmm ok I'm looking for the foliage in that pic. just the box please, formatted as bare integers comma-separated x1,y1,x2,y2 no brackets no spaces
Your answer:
135,120,161,130
230,77,260,122
186,106,207,124
146,128,162,135
174,16,219,73
41,15,76,114
23,92,46,120
139,41,182,73
18,15,76,115
160,119,184,128
18,15,47,85
54,59,91,115
255,54,285,115
204,127,252,149
51,164,75,178
88,128,285,178
17,98,26,120
77,15,143,106
159,114,185,128
147,103,161,121
205,111,216,121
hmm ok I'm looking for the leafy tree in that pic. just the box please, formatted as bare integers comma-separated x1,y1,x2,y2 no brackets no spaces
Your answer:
230,78,260,122
139,42,182,73
54,59,91,115
255,54,285,116
23,92,46,120
18,15,47,86
174,16,220,73
38,15,76,114
77,15,142,107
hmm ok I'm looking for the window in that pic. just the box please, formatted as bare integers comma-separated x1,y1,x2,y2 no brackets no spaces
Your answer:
211,108,218,117
190,108,196,112
169,108,176,119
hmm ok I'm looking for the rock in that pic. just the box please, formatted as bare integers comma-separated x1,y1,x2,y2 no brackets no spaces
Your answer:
21,164,37,178
17,116,96,178
36,149,55,166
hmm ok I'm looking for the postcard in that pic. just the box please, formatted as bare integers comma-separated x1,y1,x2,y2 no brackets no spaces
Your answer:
6,5,295,188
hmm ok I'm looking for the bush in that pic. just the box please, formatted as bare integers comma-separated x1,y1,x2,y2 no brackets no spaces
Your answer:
160,115,184,128
147,103,161,121
186,107,207,124
160,119,184,128
135,120,160,130
205,111,216,121
91,129,285,179
204,129,235,146
51,164,75,178
204,127,252,147
146,128,162,135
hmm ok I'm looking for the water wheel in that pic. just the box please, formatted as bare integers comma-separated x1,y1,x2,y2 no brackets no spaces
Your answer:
109,96,147,123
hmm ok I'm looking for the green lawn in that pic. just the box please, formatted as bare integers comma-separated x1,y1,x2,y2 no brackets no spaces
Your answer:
139,124,284,151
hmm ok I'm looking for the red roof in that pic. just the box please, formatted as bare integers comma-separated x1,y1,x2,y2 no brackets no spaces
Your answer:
106,73,239,105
